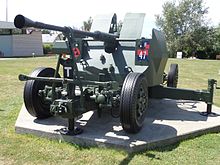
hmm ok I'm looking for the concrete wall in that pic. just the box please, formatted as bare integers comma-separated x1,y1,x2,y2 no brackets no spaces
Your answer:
0,31,43,57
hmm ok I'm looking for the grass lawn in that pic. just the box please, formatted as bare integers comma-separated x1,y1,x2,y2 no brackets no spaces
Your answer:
0,57,220,165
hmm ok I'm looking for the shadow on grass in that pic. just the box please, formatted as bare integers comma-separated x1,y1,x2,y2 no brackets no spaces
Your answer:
119,152,162,165
119,131,219,165
119,142,180,165
119,153,135,165
69,143,92,151
0,109,5,111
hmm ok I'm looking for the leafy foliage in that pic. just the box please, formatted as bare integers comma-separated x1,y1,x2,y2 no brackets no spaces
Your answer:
81,17,93,31
43,44,53,54
117,20,123,35
41,29,51,34
81,16,123,36
214,24,220,55
155,0,220,58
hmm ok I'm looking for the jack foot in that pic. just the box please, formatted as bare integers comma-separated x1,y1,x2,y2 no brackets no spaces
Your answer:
60,127,83,135
200,112,218,117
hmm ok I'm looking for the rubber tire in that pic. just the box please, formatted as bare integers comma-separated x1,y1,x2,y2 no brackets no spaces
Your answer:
120,73,148,133
167,64,178,88
24,67,57,119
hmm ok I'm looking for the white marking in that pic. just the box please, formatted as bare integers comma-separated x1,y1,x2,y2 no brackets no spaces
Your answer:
64,67,72,77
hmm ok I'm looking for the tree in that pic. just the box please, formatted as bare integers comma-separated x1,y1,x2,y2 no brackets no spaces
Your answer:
213,24,220,55
41,29,51,34
81,16,123,35
81,17,93,31
155,0,211,58
194,26,218,59
117,20,123,35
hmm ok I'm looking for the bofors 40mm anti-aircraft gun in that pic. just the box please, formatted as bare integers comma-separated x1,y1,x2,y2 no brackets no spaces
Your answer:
15,13,219,135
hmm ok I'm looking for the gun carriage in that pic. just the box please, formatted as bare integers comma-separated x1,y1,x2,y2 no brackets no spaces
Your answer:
15,13,219,135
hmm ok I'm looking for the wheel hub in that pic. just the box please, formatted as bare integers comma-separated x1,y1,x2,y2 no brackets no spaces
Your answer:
136,86,147,120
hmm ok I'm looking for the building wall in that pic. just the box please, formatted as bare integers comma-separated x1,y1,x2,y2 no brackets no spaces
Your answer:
0,31,43,57
0,36,12,56
12,31,43,57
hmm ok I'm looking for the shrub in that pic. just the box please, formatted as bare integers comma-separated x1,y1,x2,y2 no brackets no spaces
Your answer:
43,44,53,54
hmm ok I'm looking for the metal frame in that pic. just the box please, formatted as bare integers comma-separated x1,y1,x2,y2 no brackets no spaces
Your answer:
15,14,219,135
150,79,218,114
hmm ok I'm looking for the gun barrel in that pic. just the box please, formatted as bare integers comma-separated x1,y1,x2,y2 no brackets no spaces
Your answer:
14,14,66,32
14,15,118,43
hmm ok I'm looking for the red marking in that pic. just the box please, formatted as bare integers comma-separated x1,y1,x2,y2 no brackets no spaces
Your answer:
136,42,150,56
72,48,81,58
136,49,149,56
145,43,150,49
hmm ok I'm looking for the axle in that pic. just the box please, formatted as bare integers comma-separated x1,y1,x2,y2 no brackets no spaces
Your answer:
18,74,118,88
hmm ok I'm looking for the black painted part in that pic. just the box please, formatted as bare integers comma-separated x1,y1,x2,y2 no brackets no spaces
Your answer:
207,104,212,114
14,15,118,43
97,107,102,118
167,64,178,88
24,67,56,119
120,73,148,133
200,104,217,117
59,118,83,135
14,14,65,32
200,79,217,116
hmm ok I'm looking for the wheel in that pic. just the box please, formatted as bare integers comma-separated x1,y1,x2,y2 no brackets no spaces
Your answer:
120,73,148,133
167,64,178,88
24,67,58,119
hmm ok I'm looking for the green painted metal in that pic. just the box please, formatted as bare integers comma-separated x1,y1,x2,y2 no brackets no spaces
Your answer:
14,13,218,134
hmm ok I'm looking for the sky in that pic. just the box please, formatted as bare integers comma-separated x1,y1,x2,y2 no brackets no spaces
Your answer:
0,0,219,35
